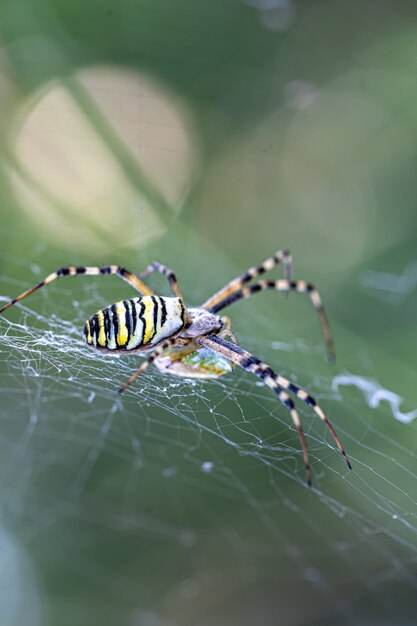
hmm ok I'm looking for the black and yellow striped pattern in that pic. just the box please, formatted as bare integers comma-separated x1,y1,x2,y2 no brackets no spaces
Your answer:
84,296,187,351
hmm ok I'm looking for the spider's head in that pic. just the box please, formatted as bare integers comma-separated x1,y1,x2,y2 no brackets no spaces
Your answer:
181,307,223,338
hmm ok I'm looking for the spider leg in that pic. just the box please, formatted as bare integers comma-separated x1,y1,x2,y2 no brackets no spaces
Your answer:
138,261,183,298
201,249,292,311
220,315,238,344
197,333,312,485
118,337,191,394
206,278,335,363
257,364,351,470
196,334,351,484
0,265,154,314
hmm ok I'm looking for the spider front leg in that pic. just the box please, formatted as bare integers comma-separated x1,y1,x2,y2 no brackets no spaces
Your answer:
207,278,336,363
196,333,351,486
201,249,292,311
0,265,153,314
138,261,183,299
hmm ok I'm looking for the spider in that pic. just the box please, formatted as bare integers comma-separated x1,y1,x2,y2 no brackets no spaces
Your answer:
0,249,351,486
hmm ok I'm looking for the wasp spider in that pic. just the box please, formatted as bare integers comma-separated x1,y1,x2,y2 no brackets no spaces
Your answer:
0,249,351,486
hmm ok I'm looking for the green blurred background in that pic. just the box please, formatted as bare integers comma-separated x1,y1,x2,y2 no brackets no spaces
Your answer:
1,1,417,624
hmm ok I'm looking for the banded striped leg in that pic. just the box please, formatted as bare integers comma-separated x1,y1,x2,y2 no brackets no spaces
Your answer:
201,249,292,311
196,334,351,485
207,279,335,363
0,265,154,314
118,337,191,394
138,261,183,298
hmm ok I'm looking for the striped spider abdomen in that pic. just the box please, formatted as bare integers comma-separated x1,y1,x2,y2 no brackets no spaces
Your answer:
84,296,186,351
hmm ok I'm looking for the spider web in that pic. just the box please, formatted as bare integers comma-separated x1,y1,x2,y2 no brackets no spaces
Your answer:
1,254,417,626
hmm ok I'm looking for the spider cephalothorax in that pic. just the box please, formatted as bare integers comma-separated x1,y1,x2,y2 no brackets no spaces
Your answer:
0,250,351,486
181,307,223,338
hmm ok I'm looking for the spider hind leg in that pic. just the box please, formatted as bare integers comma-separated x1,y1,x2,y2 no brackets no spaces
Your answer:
138,261,183,298
0,265,153,314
